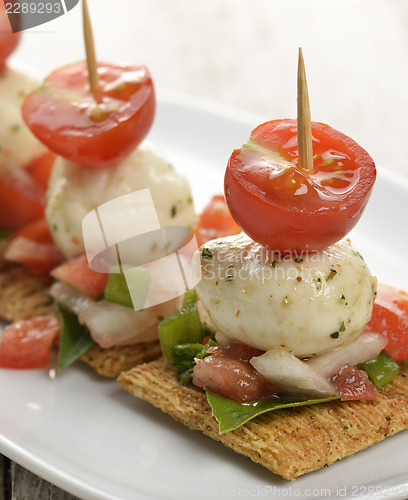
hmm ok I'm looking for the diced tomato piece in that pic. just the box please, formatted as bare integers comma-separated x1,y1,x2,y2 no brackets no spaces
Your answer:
365,285,408,363
0,316,59,369
194,195,240,247
193,343,278,402
0,169,45,230
25,151,56,188
9,219,54,245
333,365,377,401
51,254,108,299
5,219,63,275
0,150,55,231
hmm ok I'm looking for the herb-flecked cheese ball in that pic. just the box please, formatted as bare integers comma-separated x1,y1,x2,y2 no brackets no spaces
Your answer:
193,233,377,357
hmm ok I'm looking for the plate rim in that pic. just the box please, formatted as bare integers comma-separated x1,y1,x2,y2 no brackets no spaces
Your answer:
1,92,408,500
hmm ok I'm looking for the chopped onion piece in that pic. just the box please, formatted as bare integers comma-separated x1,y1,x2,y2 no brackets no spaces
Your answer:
78,301,158,347
79,297,181,348
5,236,63,274
50,281,94,315
306,332,387,379
250,348,339,398
51,279,182,348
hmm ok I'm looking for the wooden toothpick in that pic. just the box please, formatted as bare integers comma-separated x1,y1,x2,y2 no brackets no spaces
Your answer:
297,48,314,174
82,0,100,100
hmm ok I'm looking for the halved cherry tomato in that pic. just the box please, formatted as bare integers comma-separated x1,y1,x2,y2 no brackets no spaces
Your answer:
0,1,20,74
51,254,108,299
22,61,155,167
225,119,376,252
194,195,240,247
0,316,59,369
5,219,63,275
365,285,408,363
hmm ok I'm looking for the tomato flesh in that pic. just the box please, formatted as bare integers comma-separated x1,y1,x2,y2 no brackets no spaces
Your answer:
225,119,376,252
194,195,240,247
0,316,59,369
333,365,377,401
22,61,155,167
365,285,408,363
193,343,278,402
25,151,56,188
0,169,45,230
0,2,20,73
5,219,63,275
51,254,108,299
0,151,55,231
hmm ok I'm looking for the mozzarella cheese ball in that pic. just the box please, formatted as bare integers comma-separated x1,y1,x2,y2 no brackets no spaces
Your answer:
0,67,47,170
46,142,195,258
193,233,377,357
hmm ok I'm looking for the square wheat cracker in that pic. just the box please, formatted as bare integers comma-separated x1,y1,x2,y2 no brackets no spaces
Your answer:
118,357,408,480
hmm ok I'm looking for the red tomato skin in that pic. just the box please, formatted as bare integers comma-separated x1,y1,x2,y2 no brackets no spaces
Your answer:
51,254,108,299
225,119,376,252
22,62,155,168
0,316,59,369
365,285,408,363
0,149,55,231
0,1,20,73
5,219,63,275
194,194,240,247
9,218,53,244
25,151,56,188
0,169,45,230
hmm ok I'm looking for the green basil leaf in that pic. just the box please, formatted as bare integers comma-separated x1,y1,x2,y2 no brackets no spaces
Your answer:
201,321,216,340
206,391,339,434
0,229,10,239
401,357,408,368
171,343,206,376
171,339,216,383
56,304,95,372
159,290,203,362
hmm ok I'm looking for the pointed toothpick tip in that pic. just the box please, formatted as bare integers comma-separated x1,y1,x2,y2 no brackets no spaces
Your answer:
297,47,314,174
82,0,100,101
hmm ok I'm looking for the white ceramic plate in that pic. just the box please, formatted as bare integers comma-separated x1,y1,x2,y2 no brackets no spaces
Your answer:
1,95,408,500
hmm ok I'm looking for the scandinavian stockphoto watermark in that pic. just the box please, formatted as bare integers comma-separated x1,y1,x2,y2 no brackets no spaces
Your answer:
4,0,79,32
198,241,343,286
82,188,201,311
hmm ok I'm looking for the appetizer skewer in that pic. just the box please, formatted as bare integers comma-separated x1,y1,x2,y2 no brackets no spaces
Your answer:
224,49,376,252
118,49,408,480
0,0,195,372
